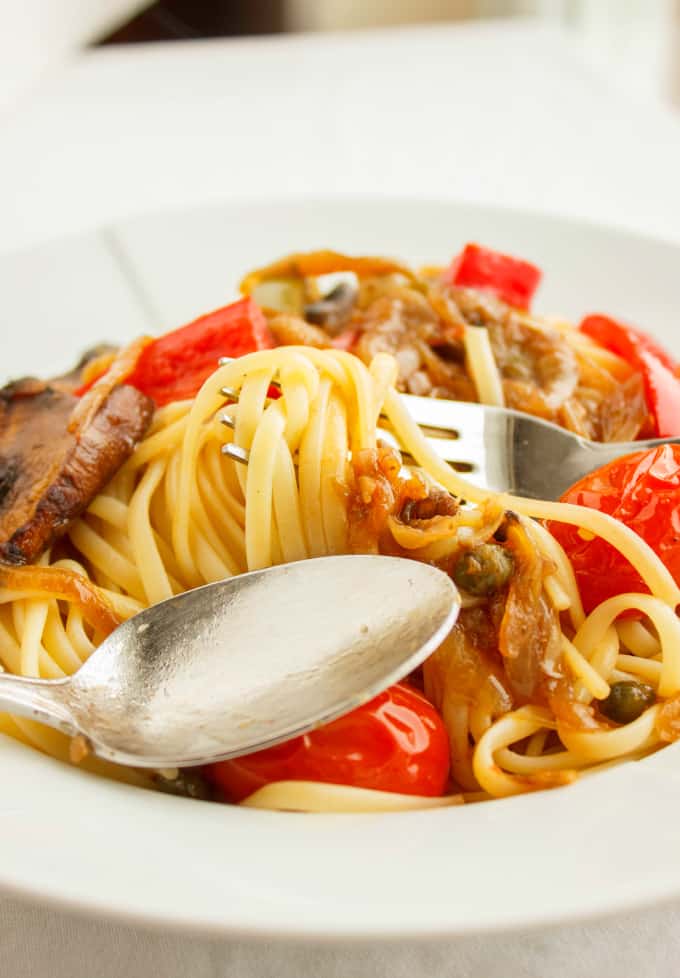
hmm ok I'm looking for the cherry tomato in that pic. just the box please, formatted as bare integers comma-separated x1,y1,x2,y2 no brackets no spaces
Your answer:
203,682,450,802
548,445,680,613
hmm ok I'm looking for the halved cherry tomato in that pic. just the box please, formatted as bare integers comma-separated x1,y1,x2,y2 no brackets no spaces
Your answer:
442,243,541,310
580,315,680,437
548,445,680,613
203,682,450,802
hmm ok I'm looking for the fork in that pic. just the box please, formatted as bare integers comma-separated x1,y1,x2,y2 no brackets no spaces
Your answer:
379,395,680,500
218,379,679,501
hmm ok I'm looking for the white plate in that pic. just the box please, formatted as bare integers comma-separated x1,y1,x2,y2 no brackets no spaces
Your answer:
2,197,680,939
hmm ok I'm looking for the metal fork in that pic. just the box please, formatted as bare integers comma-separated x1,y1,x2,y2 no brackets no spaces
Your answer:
380,395,680,500
218,380,680,501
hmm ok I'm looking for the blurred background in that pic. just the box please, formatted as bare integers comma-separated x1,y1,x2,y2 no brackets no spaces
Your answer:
3,0,679,116
100,0,680,107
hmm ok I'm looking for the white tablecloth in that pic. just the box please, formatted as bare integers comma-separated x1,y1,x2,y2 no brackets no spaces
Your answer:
2,20,680,977
2,894,680,978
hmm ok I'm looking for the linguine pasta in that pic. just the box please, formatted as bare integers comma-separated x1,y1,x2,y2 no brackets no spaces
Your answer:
2,247,680,812
1,344,680,808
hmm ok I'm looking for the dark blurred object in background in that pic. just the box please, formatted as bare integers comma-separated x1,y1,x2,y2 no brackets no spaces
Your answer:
96,0,680,110
99,0,285,44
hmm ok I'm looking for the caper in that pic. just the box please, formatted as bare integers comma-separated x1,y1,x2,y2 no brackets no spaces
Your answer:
452,543,514,596
599,681,656,725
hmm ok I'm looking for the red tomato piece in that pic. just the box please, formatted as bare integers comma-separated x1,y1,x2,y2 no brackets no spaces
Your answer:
443,243,541,310
548,445,680,613
126,297,274,406
581,314,678,374
580,315,680,437
203,682,450,802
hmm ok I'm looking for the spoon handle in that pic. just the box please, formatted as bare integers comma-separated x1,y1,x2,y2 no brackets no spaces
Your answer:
0,673,77,736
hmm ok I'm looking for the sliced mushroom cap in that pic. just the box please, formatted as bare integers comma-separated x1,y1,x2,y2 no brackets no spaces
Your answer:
304,281,358,335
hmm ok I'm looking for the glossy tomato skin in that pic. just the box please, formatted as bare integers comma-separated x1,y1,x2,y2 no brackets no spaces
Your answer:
203,682,450,803
549,445,680,613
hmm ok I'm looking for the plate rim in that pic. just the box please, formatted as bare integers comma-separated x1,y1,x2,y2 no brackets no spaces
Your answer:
2,193,680,940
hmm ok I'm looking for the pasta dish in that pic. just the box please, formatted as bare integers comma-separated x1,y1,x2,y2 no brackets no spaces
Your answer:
2,243,680,813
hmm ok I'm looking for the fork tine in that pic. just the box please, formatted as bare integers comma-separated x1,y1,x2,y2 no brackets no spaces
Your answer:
223,421,474,475
218,356,281,389
219,384,281,405
221,443,250,465
377,426,477,471
380,411,460,441
399,394,485,435
395,396,494,474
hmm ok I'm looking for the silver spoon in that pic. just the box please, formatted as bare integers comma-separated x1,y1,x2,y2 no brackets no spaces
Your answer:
0,556,459,768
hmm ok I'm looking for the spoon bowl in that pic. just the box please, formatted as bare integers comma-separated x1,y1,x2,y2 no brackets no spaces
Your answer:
0,555,459,768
